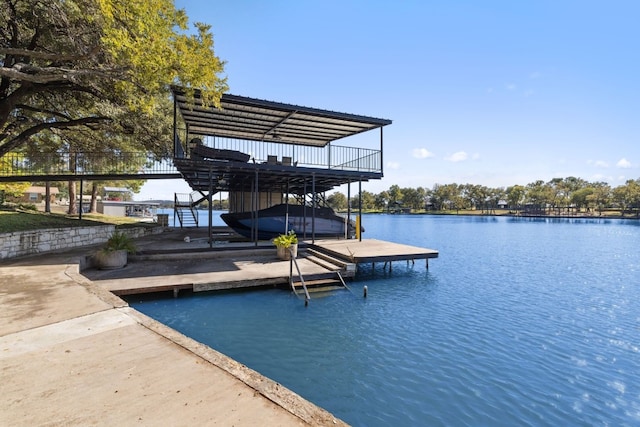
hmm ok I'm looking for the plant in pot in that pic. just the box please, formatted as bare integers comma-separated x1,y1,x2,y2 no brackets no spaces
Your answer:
273,230,298,260
93,231,136,269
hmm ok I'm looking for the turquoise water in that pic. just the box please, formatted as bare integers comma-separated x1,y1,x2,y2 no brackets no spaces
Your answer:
129,215,640,426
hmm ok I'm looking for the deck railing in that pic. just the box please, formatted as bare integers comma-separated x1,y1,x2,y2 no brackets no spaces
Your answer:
178,136,382,173
0,151,177,180
0,137,381,181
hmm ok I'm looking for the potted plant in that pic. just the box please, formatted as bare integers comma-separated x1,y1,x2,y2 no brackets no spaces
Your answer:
93,231,136,269
273,230,298,260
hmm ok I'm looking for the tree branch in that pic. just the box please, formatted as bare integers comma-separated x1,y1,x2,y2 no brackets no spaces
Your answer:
0,47,88,62
0,63,127,85
0,116,112,157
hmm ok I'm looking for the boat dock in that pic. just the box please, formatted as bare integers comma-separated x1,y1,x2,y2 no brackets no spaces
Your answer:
81,229,439,297
89,246,353,296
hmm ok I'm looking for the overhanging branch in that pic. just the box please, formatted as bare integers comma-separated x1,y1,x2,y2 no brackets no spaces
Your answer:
0,63,127,85
0,47,93,62
0,116,112,156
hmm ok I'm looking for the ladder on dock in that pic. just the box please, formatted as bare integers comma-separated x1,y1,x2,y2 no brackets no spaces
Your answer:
288,248,355,306
289,253,311,306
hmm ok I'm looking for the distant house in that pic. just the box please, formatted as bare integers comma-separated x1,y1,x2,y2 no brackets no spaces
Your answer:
388,201,411,214
21,186,59,204
97,186,158,217
103,186,132,201
97,200,159,218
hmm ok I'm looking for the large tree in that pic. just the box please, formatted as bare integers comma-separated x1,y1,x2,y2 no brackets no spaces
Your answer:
327,192,347,211
0,0,227,157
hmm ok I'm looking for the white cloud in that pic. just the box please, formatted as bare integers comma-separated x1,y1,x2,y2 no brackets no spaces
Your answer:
411,148,434,159
472,153,480,160
617,158,632,168
446,151,468,162
386,161,400,170
588,160,609,168
506,83,516,91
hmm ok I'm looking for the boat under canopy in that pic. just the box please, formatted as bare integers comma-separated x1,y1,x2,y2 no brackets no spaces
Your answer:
221,204,359,240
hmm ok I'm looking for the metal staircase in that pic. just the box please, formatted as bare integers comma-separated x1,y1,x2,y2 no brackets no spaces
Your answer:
174,192,199,228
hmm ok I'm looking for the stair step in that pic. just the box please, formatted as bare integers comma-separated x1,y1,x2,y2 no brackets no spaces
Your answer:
304,248,350,268
291,271,342,283
301,253,341,271
175,206,198,227
293,277,343,290
304,248,356,277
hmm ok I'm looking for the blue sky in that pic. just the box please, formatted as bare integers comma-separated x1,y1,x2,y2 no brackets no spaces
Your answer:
138,0,639,199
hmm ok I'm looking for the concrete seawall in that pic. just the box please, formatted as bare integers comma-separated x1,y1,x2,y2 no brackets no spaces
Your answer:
0,225,164,260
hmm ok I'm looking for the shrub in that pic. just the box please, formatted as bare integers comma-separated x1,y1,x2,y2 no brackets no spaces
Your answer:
272,230,298,248
103,231,136,253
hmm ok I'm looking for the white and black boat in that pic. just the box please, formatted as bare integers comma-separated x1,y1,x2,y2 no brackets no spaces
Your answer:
220,204,359,240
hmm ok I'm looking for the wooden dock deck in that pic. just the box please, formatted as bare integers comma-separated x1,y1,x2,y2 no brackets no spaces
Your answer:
84,248,350,296
81,230,439,296
308,238,439,268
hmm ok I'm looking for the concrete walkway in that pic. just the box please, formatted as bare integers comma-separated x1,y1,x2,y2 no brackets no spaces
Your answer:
0,233,348,426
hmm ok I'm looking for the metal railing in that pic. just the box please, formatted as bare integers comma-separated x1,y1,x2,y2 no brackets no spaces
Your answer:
174,193,199,228
0,151,178,181
289,250,311,306
0,136,381,181
179,136,382,173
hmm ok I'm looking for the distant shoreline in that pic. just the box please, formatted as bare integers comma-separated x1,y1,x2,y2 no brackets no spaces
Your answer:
340,209,640,220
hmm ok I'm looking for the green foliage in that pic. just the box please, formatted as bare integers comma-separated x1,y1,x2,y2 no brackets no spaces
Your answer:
327,175,640,216
0,181,30,205
388,185,402,204
374,191,389,210
327,192,347,210
0,0,227,157
349,190,375,210
272,230,298,248
103,231,136,253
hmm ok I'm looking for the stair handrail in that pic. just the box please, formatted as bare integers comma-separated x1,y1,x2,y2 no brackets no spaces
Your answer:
335,271,357,297
188,192,198,227
174,192,198,228
289,250,311,305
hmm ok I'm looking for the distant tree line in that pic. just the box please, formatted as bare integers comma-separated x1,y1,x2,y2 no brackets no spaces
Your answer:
325,177,640,217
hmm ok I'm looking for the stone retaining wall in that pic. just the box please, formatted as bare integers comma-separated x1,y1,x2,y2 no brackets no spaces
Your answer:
0,225,164,260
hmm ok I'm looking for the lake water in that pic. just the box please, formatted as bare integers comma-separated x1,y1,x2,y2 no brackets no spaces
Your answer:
156,208,227,227
129,214,640,426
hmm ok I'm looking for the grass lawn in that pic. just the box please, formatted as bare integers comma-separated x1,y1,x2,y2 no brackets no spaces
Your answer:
0,210,157,233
